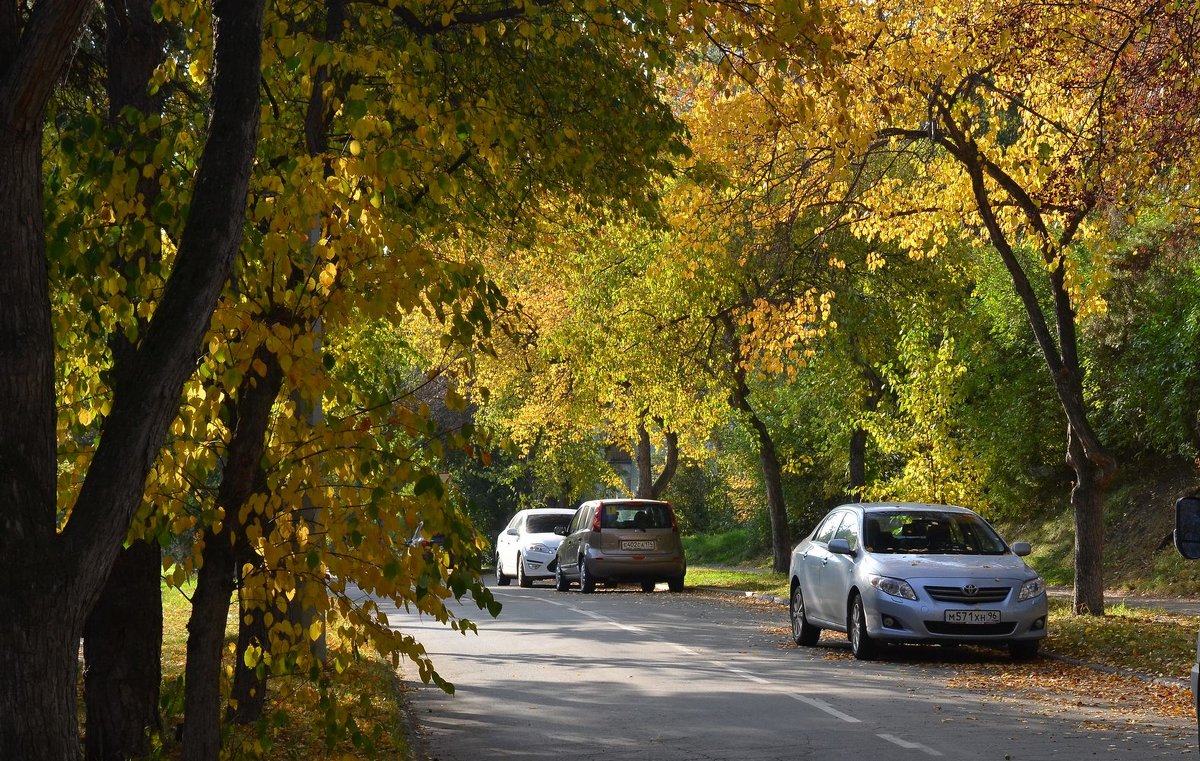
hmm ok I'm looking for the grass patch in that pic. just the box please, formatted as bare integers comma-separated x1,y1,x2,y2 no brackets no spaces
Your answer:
158,584,410,760
687,566,789,598
1045,599,1197,679
682,529,769,566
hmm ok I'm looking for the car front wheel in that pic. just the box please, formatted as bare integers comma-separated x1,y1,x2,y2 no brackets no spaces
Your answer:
790,585,821,646
554,564,569,592
517,554,532,588
848,593,877,660
495,555,510,586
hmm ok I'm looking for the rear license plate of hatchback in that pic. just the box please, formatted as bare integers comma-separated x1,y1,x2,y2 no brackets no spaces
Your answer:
944,609,1001,624
621,540,656,551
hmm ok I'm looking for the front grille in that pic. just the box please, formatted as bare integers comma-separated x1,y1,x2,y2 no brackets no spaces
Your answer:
924,585,1010,603
925,621,1017,636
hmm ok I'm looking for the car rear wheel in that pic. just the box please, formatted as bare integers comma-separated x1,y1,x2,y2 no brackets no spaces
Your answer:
554,564,569,592
848,593,877,660
1009,640,1039,660
517,554,532,588
640,581,656,592
789,585,821,646
495,554,510,586
579,555,596,593
667,576,684,593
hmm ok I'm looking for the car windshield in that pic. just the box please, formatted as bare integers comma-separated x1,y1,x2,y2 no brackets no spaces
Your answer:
864,511,1008,555
599,503,673,529
526,515,567,534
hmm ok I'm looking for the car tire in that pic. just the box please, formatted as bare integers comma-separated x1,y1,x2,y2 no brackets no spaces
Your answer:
517,554,532,588
667,576,684,593
495,554,510,586
848,593,877,660
790,585,821,646
1009,640,1039,660
555,564,569,592
579,555,596,594
640,581,656,592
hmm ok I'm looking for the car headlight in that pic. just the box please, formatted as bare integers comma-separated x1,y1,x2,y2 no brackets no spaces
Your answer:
1018,577,1045,601
526,543,551,554
869,575,917,600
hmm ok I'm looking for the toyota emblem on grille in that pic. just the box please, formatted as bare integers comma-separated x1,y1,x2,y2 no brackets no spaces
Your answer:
962,584,978,596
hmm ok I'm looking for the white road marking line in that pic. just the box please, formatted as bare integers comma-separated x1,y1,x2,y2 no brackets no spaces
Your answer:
790,694,861,723
724,667,770,684
610,621,643,634
877,734,943,756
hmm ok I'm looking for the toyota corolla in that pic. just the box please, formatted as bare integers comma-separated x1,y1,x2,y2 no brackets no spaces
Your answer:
788,502,1047,660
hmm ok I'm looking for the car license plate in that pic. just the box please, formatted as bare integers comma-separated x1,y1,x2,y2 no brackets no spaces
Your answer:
621,540,656,551
944,609,1001,624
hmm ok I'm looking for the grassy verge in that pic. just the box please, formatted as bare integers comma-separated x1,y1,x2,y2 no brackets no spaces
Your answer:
159,584,410,760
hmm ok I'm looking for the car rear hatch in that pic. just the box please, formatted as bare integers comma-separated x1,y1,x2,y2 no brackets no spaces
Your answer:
597,501,681,558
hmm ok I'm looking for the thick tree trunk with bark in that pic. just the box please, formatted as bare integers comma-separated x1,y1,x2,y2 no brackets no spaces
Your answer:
82,4,170,757
951,135,1115,614
0,0,264,755
633,417,679,500
1068,428,1106,614
181,530,239,761
228,579,269,724
183,348,283,759
83,541,163,761
0,4,97,754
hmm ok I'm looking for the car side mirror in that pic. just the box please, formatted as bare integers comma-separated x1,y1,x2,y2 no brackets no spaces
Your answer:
828,538,854,555
1011,541,1032,557
553,525,568,536
505,528,519,536
1176,497,1200,559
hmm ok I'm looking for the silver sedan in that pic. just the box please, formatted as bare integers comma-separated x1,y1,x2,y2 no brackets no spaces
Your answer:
788,502,1047,660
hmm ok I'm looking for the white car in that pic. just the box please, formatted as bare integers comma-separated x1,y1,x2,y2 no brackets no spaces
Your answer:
495,508,575,587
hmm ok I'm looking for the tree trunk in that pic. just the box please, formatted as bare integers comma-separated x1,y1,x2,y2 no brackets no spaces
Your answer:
1068,427,1106,614
81,4,169,756
848,428,867,492
0,5,116,754
649,428,679,499
635,418,654,498
183,345,284,755
634,417,679,500
0,0,264,755
83,541,163,761
955,137,1115,613
747,413,790,572
181,530,238,761
0,584,82,759
228,568,268,725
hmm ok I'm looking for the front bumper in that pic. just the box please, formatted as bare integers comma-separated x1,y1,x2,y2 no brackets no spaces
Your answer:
520,549,559,579
861,584,1048,644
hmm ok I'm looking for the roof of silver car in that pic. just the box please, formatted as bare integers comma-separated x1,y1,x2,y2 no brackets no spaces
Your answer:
850,502,978,514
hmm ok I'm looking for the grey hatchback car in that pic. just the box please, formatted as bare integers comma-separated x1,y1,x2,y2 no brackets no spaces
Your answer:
554,499,686,593
789,502,1047,660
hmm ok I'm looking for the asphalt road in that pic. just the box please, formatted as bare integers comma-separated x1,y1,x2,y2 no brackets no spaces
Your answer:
384,582,1195,761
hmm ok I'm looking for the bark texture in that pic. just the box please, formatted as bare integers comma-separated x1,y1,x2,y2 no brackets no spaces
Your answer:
82,3,169,757
0,0,265,755
83,541,163,761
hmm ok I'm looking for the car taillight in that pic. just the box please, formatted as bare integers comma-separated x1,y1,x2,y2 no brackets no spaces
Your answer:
591,510,602,532
667,503,679,532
